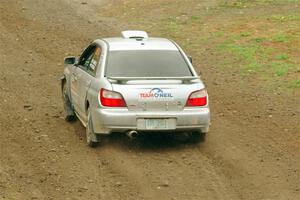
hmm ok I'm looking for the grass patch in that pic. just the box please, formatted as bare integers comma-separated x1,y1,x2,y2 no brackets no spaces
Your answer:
159,14,204,38
288,79,300,88
215,10,299,89
275,54,290,60
271,62,293,76
218,35,270,72
253,37,267,43
160,17,183,36
240,32,251,37
190,15,201,22
212,31,225,37
100,0,300,91
270,14,300,22
220,0,300,8
272,33,291,43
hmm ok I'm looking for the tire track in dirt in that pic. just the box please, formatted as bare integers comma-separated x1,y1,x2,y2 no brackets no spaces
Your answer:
94,136,237,200
0,1,238,199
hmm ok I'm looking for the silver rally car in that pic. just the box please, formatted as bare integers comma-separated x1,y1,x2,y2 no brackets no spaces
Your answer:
62,30,210,147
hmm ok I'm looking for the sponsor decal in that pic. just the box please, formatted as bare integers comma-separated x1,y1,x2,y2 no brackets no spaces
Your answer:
139,88,173,101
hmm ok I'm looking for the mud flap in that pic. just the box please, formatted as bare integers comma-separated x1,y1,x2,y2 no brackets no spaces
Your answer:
61,76,76,120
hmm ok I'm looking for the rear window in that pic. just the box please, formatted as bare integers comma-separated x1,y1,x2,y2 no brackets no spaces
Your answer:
105,50,192,77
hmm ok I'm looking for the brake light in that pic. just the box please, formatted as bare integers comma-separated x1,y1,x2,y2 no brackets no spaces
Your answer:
100,89,126,107
186,89,207,107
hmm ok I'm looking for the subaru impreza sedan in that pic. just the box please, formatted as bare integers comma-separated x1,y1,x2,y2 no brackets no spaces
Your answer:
61,30,210,147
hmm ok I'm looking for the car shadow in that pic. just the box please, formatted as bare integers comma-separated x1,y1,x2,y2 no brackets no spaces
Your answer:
71,121,206,151
101,132,206,152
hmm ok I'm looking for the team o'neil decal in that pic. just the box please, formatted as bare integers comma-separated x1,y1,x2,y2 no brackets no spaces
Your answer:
139,88,173,101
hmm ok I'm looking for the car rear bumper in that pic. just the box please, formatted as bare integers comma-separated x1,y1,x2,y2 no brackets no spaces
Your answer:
92,107,210,134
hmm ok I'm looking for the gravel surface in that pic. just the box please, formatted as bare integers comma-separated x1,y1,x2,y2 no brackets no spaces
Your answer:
0,1,299,199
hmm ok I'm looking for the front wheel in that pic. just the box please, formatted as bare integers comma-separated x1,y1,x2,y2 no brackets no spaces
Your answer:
86,108,99,148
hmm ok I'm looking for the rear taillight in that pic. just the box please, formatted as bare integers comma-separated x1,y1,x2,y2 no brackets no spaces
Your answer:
186,89,208,107
100,88,126,107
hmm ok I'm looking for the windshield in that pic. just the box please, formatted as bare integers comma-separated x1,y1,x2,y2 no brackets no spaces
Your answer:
105,50,192,77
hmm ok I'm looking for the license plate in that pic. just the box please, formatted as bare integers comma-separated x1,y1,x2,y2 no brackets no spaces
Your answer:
145,119,167,130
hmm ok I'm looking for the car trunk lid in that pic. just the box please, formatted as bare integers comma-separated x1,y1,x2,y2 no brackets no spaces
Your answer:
109,78,204,112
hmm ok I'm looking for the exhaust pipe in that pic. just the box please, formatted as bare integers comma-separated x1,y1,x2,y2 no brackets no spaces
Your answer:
127,130,139,139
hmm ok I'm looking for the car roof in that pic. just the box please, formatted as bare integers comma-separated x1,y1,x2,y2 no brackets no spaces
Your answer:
101,37,179,51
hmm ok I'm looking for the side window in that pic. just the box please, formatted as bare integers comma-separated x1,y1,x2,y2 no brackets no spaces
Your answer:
83,52,94,69
88,47,102,74
78,46,96,71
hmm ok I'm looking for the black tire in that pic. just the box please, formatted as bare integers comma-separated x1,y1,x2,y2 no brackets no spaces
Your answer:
86,108,99,148
62,82,76,122
188,131,206,143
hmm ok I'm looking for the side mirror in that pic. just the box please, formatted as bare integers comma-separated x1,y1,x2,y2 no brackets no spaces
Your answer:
64,56,76,65
188,55,193,64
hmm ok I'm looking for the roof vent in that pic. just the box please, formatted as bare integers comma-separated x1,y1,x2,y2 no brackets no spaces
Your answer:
121,30,149,40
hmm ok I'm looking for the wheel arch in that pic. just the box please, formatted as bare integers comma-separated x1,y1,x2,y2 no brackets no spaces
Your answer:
60,76,66,92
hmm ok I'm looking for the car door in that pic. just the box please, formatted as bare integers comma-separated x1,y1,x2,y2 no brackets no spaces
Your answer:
81,46,102,120
71,45,96,119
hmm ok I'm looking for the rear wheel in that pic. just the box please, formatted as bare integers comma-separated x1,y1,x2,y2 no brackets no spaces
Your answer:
62,82,76,122
188,131,206,143
86,108,99,148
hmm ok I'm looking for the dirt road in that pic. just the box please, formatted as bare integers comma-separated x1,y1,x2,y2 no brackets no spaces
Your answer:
0,0,299,200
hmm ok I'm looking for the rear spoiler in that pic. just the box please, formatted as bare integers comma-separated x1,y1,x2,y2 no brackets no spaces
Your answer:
107,76,200,84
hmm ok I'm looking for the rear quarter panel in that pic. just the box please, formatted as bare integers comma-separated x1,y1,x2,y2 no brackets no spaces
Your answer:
88,78,112,125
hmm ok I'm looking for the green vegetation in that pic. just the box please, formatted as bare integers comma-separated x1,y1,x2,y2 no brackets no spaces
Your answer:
190,16,201,22
217,30,298,74
219,41,263,71
272,62,293,76
240,32,251,37
220,0,300,8
160,17,183,37
270,14,300,22
275,54,290,60
214,13,299,89
272,33,291,43
288,79,300,88
101,0,300,91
